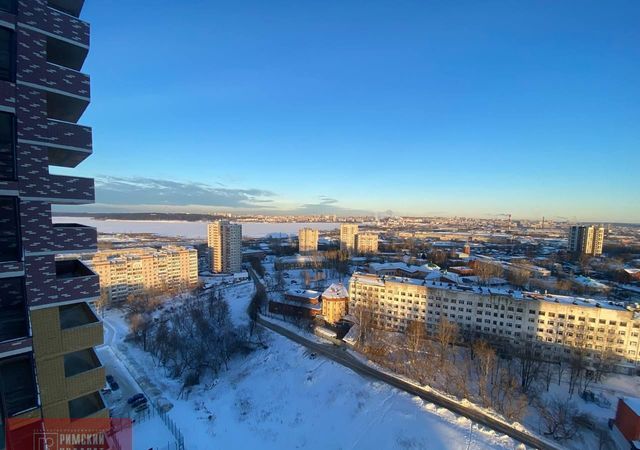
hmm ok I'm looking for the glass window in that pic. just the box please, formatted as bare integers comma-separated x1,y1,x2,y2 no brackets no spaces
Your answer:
0,197,20,262
0,27,14,82
0,355,38,416
0,277,27,343
0,112,15,180
0,0,15,13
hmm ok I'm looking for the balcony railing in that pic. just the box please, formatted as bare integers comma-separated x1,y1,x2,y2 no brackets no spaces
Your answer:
53,223,97,253
46,118,92,168
47,174,95,204
58,301,103,352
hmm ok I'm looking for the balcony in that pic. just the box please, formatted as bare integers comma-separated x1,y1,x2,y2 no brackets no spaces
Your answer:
56,259,99,303
48,0,85,18
53,223,97,253
48,174,94,204
46,119,92,168
45,63,90,122
68,391,106,420
0,277,28,344
47,6,90,49
58,301,102,352
0,354,39,418
64,348,105,399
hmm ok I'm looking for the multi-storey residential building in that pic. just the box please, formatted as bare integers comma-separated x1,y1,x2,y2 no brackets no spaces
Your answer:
340,223,358,252
321,283,349,324
569,225,605,257
208,220,242,273
0,0,107,442
298,227,318,253
349,273,640,372
90,246,198,304
356,232,378,254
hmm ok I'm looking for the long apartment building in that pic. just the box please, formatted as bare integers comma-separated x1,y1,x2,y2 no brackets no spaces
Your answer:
0,0,107,443
90,246,198,304
350,273,640,372
298,227,318,253
208,220,242,273
356,232,379,254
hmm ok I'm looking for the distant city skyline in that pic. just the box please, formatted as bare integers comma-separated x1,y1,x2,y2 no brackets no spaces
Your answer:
55,1,639,222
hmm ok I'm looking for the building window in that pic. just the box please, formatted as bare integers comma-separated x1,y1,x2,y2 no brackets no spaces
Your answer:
0,0,15,13
0,355,38,416
0,112,15,180
0,27,15,82
0,197,20,262
0,277,27,343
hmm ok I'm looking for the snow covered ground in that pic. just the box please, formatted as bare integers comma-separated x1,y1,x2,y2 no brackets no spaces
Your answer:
101,279,518,450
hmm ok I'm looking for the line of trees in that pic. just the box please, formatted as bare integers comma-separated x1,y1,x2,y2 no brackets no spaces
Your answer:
350,297,617,445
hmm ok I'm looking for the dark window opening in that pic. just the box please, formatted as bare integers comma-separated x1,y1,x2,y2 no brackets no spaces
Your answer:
0,355,38,417
0,112,16,180
0,27,15,82
0,0,15,14
0,277,28,343
0,197,20,262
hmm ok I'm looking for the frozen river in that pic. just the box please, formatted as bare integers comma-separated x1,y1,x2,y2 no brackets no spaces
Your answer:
53,217,339,239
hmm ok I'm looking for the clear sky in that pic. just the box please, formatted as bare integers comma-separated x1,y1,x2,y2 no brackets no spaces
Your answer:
57,0,640,222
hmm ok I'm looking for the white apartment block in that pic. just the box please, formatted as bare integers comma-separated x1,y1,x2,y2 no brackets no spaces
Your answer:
208,220,242,273
349,273,640,372
356,232,378,254
340,223,359,252
90,246,199,304
569,225,605,256
298,227,319,253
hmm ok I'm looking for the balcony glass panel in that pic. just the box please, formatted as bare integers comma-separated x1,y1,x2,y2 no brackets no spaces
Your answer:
0,277,27,343
0,355,38,416
59,301,98,330
0,197,20,262
68,392,104,419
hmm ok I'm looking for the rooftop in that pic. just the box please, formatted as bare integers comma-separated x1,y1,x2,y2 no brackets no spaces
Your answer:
322,283,348,300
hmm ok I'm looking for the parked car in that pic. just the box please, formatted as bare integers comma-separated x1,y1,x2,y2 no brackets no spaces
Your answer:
106,375,115,384
131,397,148,409
134,403,149,413
109,381,120,391
127,393,146,404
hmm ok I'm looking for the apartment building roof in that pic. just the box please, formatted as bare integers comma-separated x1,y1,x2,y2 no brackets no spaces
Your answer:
322,283,349,300
350,272,634,313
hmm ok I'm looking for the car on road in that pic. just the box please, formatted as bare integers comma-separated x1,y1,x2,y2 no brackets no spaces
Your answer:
127,393,146,404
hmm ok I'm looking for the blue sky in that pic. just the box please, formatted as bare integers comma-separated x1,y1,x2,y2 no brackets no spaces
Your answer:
57,0,640,222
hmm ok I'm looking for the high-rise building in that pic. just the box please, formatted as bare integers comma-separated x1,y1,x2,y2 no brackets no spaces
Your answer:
208,220,242,273
298,227,318,253
356,232,378,254
90,246,199,305
569,225,605,257
340,223,359,252
0,0,108,437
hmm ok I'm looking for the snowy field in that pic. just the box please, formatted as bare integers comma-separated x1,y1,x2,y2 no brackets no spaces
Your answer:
103,281,518,450
53,217,338,238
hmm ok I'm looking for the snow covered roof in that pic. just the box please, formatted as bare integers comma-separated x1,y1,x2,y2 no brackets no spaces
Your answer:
322,283,348,300
623,397,640,416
